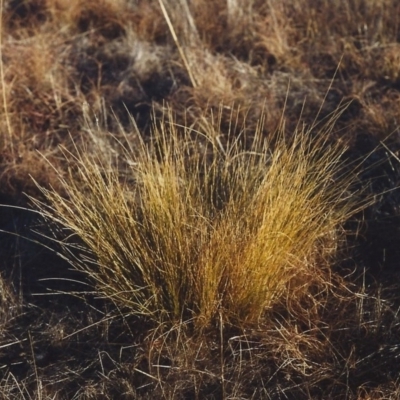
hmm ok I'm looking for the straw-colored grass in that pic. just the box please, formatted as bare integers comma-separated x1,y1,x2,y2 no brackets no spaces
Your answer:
33,108,360,330
1,0,400,396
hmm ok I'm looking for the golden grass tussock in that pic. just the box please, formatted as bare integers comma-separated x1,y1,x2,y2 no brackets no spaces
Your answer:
1,0,400,396
33,107,361,330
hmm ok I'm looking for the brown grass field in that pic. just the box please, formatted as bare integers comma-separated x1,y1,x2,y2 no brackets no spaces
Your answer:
0,0,400,398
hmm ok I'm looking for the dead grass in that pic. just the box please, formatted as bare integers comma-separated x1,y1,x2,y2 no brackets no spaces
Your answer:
0,0,400,398
32,108,360,331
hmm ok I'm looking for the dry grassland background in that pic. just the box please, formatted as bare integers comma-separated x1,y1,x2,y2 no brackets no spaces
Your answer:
0,0,400,398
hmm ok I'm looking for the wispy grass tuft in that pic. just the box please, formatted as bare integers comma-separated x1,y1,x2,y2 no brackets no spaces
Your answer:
33,108,362,330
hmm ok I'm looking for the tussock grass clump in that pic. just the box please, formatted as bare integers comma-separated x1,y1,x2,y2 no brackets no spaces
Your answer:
0,0,399,396
35,109,361,330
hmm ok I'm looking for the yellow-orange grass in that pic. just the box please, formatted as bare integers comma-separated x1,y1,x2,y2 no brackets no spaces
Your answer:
35,111,359,329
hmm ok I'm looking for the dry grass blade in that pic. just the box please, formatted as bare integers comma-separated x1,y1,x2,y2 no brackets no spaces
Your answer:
158,0,198,88
0,0,13,157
